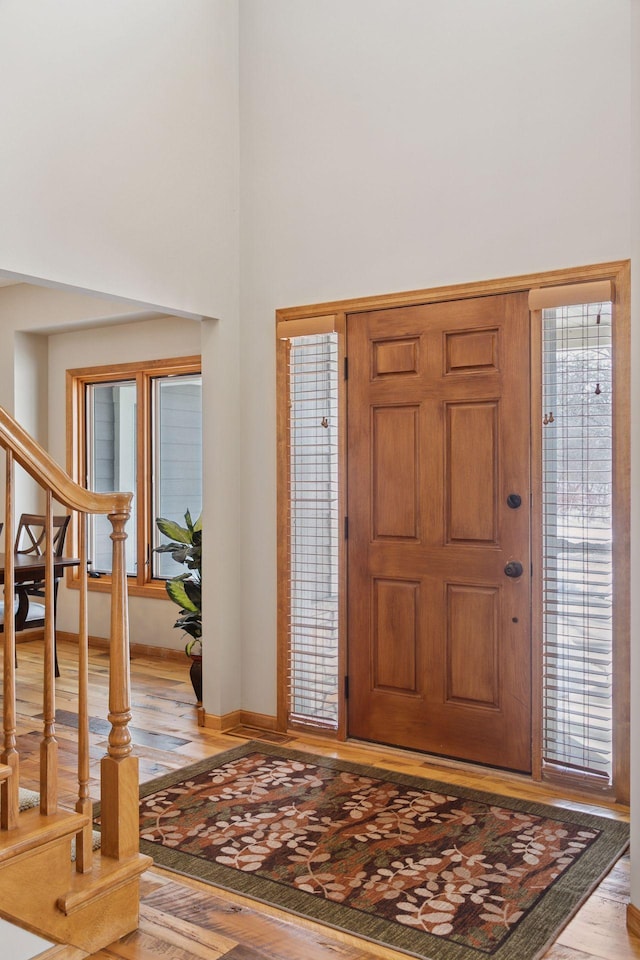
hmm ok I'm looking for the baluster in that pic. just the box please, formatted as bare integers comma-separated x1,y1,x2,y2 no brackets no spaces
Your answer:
75,511,93,871
1,450,19,829
40,491,57,814
100,505,139,860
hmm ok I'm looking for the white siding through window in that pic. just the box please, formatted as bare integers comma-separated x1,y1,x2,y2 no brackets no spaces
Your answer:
152,375,203,578
87,381,137,575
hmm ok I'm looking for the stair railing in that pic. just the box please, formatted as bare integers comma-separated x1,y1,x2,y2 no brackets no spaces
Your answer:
0,405,138,867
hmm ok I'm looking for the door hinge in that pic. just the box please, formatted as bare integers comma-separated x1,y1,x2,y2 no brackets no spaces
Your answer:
344,516,349,539
344,675,349,699
344,356,349,380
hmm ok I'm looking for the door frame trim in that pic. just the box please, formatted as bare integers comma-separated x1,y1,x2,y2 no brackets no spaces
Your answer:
276,260,630,800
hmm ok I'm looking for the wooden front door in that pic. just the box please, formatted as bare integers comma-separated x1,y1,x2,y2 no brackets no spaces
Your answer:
346,293,531,771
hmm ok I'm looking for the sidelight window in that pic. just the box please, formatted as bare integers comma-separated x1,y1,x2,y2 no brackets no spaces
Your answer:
287,334,339,728
541,301,614,784
277,317,342,732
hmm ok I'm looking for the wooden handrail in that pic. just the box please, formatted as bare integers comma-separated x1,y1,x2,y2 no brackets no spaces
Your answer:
0,407,132,517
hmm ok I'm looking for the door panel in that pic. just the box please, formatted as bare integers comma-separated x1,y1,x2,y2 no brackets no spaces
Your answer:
373,578,420,693
446,401,498,542
347,293,531,771
446,583,498,706
372,406,419,539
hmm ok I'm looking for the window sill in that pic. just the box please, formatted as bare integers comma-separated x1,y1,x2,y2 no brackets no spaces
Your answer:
67,574,170,600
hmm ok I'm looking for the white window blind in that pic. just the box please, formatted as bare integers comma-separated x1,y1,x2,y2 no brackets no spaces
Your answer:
288,333,339,728
541,301,613,783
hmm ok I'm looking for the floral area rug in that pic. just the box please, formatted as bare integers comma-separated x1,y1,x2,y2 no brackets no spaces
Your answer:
136,742,629,960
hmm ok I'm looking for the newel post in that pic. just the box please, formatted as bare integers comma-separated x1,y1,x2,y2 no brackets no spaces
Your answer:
100,506,140,860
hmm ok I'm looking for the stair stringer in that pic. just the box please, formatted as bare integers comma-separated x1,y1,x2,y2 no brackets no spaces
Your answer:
0,807,151,953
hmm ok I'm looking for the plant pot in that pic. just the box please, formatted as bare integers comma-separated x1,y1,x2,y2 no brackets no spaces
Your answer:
189,654,203,703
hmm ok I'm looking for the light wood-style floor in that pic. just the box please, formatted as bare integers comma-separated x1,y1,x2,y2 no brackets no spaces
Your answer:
12,639,640,960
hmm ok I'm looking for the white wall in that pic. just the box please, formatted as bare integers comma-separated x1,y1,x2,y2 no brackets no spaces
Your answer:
0,0,238,320
240,0,630,304
12,332,49,519
238,0,633,713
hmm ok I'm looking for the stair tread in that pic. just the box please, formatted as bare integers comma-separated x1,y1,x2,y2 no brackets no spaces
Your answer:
0,807,89,862
58,851,152,915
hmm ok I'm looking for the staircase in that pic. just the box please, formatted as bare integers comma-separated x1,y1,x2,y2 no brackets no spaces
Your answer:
0,407,151,953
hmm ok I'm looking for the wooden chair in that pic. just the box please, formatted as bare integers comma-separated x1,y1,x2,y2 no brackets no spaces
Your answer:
14,512,71,559
0,513,71,676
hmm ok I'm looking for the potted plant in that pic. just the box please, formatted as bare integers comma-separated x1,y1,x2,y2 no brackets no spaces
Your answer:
155,510,202,701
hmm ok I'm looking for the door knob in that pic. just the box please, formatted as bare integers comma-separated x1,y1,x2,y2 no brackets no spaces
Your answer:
506,493,522,509
504,560,524,578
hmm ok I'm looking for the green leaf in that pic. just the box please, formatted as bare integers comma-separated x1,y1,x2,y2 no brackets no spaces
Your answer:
165,578,199,612
154,543,179,554
183,579,201,609
169,545,192,565
175,612,202,639
156,517,192,544
183,510,202,536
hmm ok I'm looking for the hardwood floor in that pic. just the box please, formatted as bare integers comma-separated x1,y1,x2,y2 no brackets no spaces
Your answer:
12,639,639,960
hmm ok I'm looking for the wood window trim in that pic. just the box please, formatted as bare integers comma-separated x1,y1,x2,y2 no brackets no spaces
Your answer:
276,316,348,738
66,355,201,599
276,260,630,802
530,265,630,804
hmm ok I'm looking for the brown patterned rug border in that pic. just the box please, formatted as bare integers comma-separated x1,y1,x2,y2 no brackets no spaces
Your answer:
129,741,629,960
